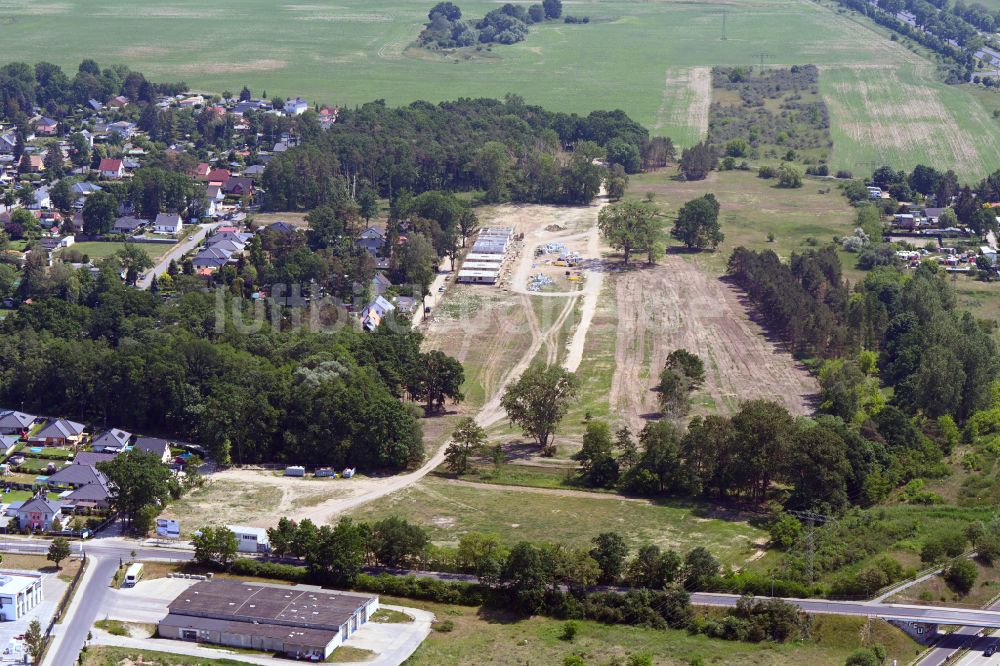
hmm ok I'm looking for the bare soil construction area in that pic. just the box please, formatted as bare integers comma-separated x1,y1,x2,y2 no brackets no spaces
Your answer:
609,254,819,430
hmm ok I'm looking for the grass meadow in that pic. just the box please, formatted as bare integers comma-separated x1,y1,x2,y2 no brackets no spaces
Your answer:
0,0,996,176
347,475,766,566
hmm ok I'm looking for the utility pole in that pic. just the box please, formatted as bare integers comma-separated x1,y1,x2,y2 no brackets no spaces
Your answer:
751,52,773,68
786,509,837,583
721,8,728,40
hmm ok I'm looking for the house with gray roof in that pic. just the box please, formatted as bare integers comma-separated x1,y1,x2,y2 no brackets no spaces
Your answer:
29,419,85,446
91,428,131,453
0,410,34,435
16,496,62,531
72,451,118,467
65,482,110,510
0,435,18,455
46,463,107,489
135,437,173,463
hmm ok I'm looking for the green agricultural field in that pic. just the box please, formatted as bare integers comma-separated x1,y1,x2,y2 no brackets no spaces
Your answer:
348,476,766,566
1,0,997,176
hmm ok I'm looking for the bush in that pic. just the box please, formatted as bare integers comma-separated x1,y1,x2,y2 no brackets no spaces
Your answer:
433,619,455,632
920,532,967,564
353,573,486,606
944,559,977,594
559,621,579,641
758,165,776,179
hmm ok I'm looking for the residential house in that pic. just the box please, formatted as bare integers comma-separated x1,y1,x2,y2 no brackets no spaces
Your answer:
38,236,73,253
70,211,84,233
923,208,946,226
356,227,386,256
177,95,205,108
72,451,118,467
135,437,173,463
45,463,107,490
19,155,43,174
71,182,102,199
107,121,136,139
90,428,131,453
371,272,391,296
243,164,266,179
205,168,230,185
192,162,211,180
264,221,295,235
108,95,129,108
87,99,104,112
0,435,18,456
30,187,50,210
29,419,85,447
34,118,57,136
153,213,182,234
16,496,62,531
192,247,231,271
361,296,395,331
204,184,225,217
283,97,308,116
112,216,147,235
222,176,253,198
65,481,110,510
205,231,252,247
0,133,16,154
394,296,420,318
98,158,124,180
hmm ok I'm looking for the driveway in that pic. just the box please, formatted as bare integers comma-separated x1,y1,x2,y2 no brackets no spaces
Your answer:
102,577,195,623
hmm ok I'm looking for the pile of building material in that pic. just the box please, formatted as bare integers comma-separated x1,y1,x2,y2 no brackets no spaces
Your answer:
527,274,555,291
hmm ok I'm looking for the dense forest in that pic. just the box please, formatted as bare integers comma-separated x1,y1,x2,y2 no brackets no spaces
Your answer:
261,96,671,210
0,264,468,471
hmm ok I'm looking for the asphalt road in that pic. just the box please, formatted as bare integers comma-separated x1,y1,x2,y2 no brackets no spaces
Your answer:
136,222,220,290
31,538,194,666
918,598,1000,666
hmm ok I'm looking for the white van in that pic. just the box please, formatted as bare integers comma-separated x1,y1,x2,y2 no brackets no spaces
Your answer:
123,563,143,587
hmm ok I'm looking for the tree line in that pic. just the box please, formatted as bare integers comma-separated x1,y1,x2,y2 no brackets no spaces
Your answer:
261,96,673,212
0,268,467,470
193,517,808,645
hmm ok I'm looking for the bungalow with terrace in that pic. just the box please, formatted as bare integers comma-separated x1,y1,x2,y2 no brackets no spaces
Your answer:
16,496,61,531
113,216,147,235
46,463,107,491
135,437,173,463
29,419,85,447
65,481,110,511
0,411,35,436
90,428,131,453
192,247,231,271
154,213,182,234
98,158,124,180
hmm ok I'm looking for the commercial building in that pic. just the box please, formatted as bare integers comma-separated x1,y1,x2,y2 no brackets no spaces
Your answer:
0,571,43,621
226,525,271,553
158,580,378,660
457,227,514,284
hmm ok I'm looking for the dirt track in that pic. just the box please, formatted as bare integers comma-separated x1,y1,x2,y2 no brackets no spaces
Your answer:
608,254,818,430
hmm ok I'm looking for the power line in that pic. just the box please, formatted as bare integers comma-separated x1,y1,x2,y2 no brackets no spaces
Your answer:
751,52,773,67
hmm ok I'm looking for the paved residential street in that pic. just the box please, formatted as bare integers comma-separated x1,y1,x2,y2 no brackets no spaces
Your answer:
136,222,220,290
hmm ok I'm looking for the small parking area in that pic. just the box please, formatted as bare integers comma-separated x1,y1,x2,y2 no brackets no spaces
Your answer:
103,577,195,623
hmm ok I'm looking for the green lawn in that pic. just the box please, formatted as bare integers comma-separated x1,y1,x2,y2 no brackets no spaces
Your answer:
348,476,765,566
0,0,994,177
14,458,68,473
1,490,62,503
61,241,174,263
82,647,247,666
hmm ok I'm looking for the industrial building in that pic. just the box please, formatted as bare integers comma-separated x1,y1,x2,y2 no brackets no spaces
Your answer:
458,227,514,284
0,571,43,621
158,580,378,660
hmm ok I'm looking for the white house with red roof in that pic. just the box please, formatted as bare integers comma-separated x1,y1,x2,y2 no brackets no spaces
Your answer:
98,158,124,180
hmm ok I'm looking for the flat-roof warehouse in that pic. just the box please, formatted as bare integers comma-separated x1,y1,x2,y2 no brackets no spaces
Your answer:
158,579,379,660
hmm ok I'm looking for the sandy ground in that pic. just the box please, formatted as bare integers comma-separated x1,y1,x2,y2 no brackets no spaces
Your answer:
608,253,818,431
